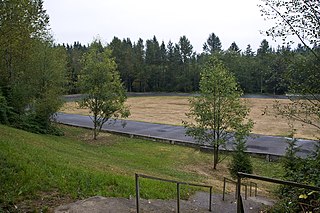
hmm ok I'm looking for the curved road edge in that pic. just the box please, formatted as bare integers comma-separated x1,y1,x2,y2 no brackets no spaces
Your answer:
55,112,318,159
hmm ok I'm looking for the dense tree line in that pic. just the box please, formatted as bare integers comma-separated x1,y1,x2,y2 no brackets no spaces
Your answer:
0,0,66,133
64,34,317,95
65,42,88,94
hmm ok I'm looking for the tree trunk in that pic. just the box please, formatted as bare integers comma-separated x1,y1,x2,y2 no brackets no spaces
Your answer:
213,145,219,170
93,113,98,140
93,127,97,140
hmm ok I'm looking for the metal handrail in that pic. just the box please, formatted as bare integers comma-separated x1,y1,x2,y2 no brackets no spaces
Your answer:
222,177,257,201
236,172,320,213
223,177,242,200
135,173,213,213
249,182,257,197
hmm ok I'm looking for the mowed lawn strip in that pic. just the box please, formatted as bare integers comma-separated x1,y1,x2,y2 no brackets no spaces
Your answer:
61,96,319,139
0,124,282,211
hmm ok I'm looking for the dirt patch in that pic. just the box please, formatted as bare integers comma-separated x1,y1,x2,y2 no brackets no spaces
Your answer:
63,127,119,146
80,132,120,146
4,191,75,213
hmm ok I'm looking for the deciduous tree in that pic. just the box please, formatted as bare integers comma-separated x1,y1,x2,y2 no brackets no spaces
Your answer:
259,0,320,59
79,41,130,140
184,56,252,169
0,0,66,133
260,0,320,210
260,0,320,135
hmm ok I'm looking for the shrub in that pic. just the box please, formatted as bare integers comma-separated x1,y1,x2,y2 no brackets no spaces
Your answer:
229,140,253,179
0,90,10,124
272,138,320,212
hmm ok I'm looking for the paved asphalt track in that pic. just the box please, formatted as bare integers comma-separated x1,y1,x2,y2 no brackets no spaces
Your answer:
55,113,317,158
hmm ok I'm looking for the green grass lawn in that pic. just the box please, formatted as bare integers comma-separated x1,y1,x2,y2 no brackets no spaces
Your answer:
0,124,283,211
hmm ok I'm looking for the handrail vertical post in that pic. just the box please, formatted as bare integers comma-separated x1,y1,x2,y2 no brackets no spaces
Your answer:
222,177,226,201
234,185,237,199
237,175,241,213
135,173,140,213
177,183,180,213
255,183,257,197
244,184,247,200
249,182,252,197
209,186,212,212
135,174,215,212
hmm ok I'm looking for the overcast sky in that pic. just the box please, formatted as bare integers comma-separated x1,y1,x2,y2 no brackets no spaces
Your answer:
43,0,279,53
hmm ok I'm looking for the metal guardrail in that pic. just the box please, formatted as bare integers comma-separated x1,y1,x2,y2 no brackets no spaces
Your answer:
223,177,245,200
249,182,258,197
135,173,213,213
222,177,258,201
236,172,320,213
222,177,257,201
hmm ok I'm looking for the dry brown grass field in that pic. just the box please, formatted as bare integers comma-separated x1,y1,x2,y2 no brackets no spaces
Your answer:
61,96,319,140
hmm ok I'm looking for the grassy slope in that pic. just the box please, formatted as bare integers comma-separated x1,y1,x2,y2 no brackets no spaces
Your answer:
0,124,283,210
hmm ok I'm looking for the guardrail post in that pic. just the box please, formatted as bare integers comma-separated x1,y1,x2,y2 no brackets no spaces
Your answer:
244,184,247,200
254,183,257,197
234,185,237,199
209,186,212,212
177,183,180,213
237,175,241,213
250,182,257,197
222,177,226,201
135,173,140,213
239,195,244,213
135,173,214,212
